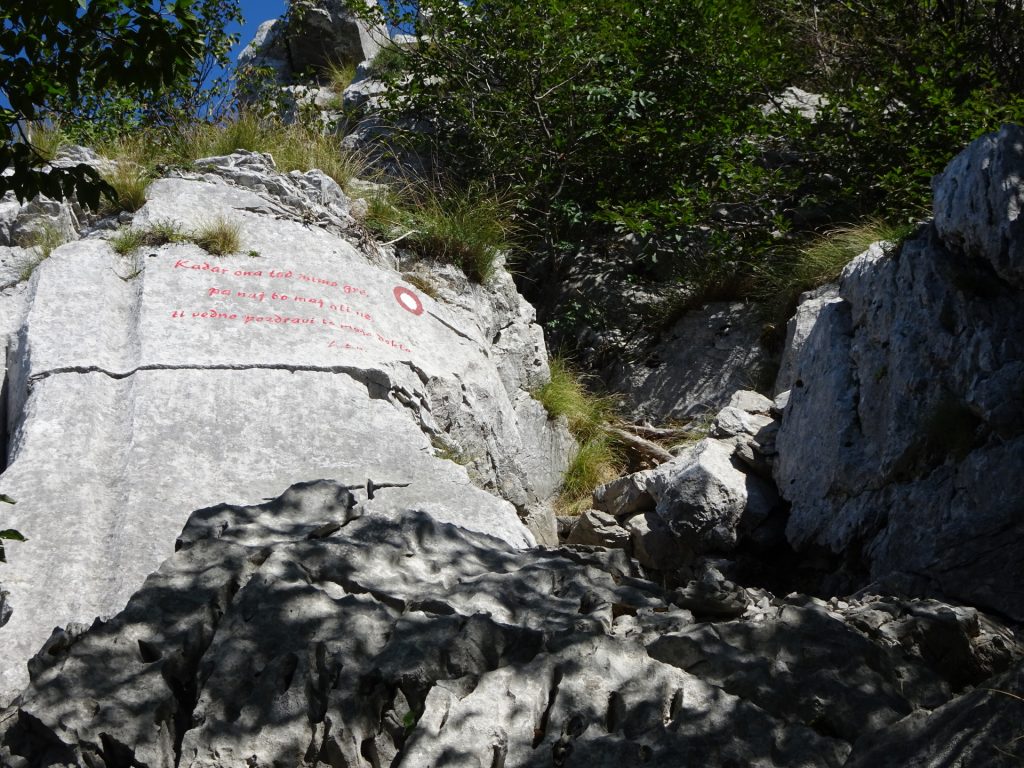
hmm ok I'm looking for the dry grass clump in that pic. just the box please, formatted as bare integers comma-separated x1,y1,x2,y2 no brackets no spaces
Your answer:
110,218,238,256
109,220,187,255
192,216,242,256
755,218,916,317
100,163,152,213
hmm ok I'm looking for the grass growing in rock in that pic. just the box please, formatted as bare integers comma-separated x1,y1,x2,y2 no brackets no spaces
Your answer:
192,216,242,256
88,114,371,197
325,61,357,92
16,221,68,280
100,163,152,213
110,221,187,255
110,219,238,256
24,121,67,164
173,114,370,192
366,184,511,283
755,218,917,319
533,357,621,514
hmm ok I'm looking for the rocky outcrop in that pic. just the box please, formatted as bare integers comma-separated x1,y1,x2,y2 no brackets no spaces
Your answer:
581,390,782,573
238,0,387,83
0,151,570,701
774,126,1024,620
2,481,1018,768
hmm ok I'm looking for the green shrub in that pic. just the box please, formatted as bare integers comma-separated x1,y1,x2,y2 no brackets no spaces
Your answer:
351,0,1024,303
369,43,408,80
353,0,793,277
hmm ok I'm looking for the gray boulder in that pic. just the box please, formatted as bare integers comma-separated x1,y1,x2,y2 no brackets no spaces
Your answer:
761,86,827,121
0,154,570,701
933,123,1024,289
648,439,779,554
774,127,1024,619
592,429,781,567
238,1,389,84
624,510,685,572
565,508,630,549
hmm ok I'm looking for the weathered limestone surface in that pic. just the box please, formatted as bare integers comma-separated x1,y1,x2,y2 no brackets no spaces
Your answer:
2,482,1018,768
0,153,569,701
238,0,388,80
609,301,770,421
773,283,840,395
774,127,1024,619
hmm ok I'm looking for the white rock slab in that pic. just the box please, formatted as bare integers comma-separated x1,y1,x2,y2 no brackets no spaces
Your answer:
0,173,563,701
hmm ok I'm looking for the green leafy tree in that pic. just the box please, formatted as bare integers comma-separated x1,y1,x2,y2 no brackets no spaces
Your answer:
357,0,800,267
0,0,234,206
48,0,244,146
768,0,1024,221
358,0,1024,294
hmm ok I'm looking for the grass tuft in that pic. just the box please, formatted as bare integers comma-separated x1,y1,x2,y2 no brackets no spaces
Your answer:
109,220,187,255
175,114,370,192
534,357,621,514
325,60,357,92
754,218,916,320
192,216,241,256
24,121,67,164
401,272,439,298
17,221,67,280
100,163,152,213
76,115,371,205
368,184,511,283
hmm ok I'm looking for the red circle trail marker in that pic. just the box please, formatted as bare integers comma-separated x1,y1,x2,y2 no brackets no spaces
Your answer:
393,286,424,316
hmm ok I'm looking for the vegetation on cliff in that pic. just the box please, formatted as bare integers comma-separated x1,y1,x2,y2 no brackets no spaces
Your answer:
7,0,1024,307
357,0,1024,303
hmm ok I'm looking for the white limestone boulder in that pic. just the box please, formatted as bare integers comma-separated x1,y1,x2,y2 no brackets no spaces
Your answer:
775,128,1024,619
0,155,569,701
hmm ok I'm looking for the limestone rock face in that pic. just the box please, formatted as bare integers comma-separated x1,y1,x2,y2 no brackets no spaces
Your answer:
933,123,1024,289
609,301,770,421
775,127,1024,620
0,153,569,701
773,283,840,395
844,659,1024,767
238,1,389,83
2,482,1018,768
